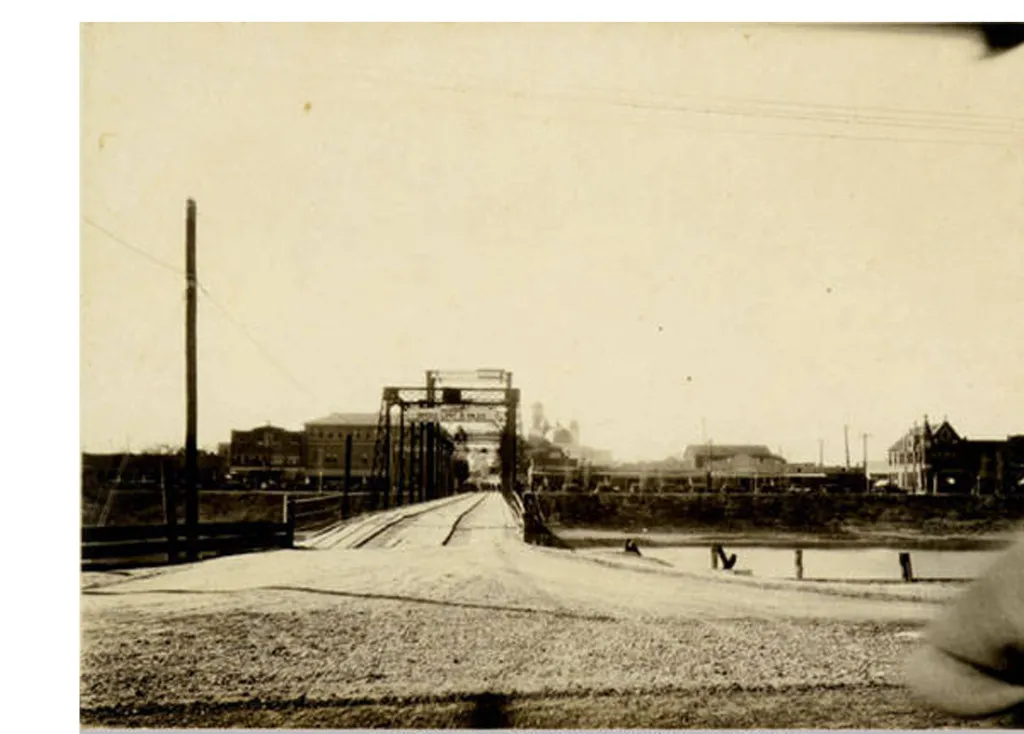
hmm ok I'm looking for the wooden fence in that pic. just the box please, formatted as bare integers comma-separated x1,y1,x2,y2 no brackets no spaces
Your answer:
709,545,970,584
81,519,294,570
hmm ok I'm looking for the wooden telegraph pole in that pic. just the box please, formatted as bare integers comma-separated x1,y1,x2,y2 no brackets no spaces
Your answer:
184,198,199,562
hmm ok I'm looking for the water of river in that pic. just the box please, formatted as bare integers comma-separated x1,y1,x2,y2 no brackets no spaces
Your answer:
642,546,1003,581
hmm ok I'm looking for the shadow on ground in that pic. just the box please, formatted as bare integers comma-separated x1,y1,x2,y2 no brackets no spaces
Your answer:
80,685,1021,730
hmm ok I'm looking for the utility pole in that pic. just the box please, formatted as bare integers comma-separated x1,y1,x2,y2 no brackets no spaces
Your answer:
844,425,851,469
184,198,199,563
818,439,824,468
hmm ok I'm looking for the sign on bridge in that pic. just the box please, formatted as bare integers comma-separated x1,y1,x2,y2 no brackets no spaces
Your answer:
407,405,507,426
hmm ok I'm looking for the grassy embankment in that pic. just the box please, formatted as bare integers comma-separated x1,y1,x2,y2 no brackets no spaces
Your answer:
535,492,1024,549
81,488,377,527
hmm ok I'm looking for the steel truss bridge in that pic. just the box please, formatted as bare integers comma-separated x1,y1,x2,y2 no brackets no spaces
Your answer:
370,369,522,506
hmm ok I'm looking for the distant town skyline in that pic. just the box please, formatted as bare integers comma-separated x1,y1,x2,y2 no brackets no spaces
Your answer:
82,24,1024,463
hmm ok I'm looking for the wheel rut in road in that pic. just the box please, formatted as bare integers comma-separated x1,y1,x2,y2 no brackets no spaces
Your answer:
356,493,496,550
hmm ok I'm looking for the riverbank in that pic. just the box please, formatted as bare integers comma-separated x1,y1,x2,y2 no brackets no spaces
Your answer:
80,493,1012,730
533,491,1024,548
554,526,1018,551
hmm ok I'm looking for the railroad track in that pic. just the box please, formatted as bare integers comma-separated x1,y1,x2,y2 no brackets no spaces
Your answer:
441,494,489,546
351,493,487,550
302,493,471,550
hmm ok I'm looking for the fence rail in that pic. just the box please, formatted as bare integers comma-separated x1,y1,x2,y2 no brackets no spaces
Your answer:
81,520,293,569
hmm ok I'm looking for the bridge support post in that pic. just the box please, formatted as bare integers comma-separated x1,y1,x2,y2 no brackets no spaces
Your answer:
419,422,427,503
443,439,452,497
438,439,446,498
343,434,352,519
408,421,417,505
382,405,392,511
502,388,519,494
397,406,405,507
426,423,436,501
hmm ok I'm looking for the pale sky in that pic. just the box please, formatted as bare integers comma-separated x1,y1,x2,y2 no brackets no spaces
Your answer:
80,23,1024,463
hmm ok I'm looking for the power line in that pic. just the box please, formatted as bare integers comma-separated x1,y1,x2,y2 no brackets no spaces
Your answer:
197,285,321,403
490,99,1016,150
263,58,1024,139
322,64,1022,148
143,54,1022,140
83,217,182,275
181,52,1023,128
82,215,323,405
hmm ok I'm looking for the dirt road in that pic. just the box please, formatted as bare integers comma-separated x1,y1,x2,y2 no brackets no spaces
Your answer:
80,491,1006,728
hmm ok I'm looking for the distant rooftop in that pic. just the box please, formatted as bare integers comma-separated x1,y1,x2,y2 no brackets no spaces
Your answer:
305,412,379,427
682,444,781,461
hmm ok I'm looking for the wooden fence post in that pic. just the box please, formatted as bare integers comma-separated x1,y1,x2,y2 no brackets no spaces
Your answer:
285,498,296,548
711,545,719,570
899,552,914,583
795,549,804,580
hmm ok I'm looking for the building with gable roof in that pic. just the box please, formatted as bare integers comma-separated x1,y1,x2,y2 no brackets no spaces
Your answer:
228,424,305,484
304,412,382,480
681,444,787,474
888,416,1024,495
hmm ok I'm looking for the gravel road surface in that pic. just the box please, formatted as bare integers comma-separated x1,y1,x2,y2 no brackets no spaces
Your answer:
81,491,1011,728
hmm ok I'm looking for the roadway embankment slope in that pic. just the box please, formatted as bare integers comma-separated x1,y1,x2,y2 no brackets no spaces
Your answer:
80,491,1013,729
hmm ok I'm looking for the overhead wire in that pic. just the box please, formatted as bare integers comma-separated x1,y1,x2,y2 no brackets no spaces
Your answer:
164,54,1021,145
82,217,182,276
109,51,1021,151
333,62,1021,138
196,285,321,404
82,216,323,405
164,49,1021,127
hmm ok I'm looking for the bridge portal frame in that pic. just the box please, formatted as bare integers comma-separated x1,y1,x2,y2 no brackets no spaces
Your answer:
371,370,521,500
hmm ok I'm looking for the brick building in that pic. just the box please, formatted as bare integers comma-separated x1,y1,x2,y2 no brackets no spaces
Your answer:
229,424,305,484
681,444,787,474
304,413,379,480
304,411,447,487
888,417,1024,495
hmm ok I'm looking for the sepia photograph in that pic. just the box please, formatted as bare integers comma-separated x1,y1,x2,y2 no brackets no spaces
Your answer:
77,19,1024,729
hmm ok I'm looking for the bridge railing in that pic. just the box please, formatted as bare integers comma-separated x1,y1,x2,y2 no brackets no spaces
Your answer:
81,520,293,570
